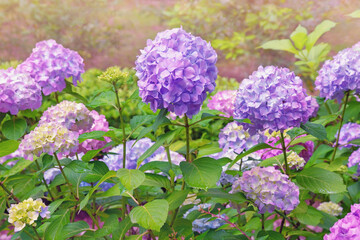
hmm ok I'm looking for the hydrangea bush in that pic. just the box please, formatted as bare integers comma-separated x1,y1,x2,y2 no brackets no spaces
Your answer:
0,25,360,240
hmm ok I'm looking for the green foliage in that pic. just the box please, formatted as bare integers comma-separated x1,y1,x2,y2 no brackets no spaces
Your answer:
1,118,27,140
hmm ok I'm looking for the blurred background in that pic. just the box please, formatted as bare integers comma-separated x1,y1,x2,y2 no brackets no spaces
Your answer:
1,0,360,81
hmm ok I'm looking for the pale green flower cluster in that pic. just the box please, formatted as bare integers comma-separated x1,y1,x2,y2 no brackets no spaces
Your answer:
98,66,129,84
317,202,343,217
8,198,50,232
287,151,306,170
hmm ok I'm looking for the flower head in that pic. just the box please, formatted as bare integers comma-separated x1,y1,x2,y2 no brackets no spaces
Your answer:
98,66,129,84
135,28,218,118
19,122,79,160
8,198,50,232
234,66,317,133
348,148,360,168
0,68,42,115
316,43,360,101
287,151,306,170
207,90,236,117
148,151,185,165
336,122,360,149
317,202,343,217
231,166,299,213
18,39,84,95
324,203,360,240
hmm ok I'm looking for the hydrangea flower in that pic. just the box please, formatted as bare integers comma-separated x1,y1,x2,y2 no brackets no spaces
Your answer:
43,168,62,184
98,66,129,84
207,90,236,117
8,198,50,232
317,202,343,217
324,203,360,240
77,110,111,154
148,151,185,165
0,149,22,166
18,39,84,95
135,28,218,118
348,148,360,168
39,100,94,132
218,121,263,154
183,203,226,233
336,122,360,149
234,66,317,133
19,122,79,160
0,68,42,115
316,43,360,101
231,166,299,214
287,151,306,170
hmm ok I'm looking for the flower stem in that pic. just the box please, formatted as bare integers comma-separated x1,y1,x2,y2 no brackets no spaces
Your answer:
280,131,289,175
32,226,42,240
35,159,55,201
184,115,191,162
261,214,265,230
331,91,350,162
113,83,127,168
0,181,19,203
53,153,78,200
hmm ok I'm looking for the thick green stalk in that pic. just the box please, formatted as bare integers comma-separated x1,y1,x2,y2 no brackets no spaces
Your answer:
184,115,191,162
0,181,19,203
280,131,289,175
331,91,350,162
35,160,55,201
54,153,78,200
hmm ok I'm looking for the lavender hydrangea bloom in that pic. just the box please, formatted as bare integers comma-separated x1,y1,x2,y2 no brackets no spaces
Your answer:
148,151,185,165
207,90,236,117
324,203,360,240
19,122,79,160
336,122,360,148
18,39,84,95
231,166,299,214
39,100,93,132
316,43,360,101
348,148,360,168
135,28,218,118
0,149,22,166
43,168,61,184
0,68,42,115
218,121,263,154
234,66,317,133
183,203,226,233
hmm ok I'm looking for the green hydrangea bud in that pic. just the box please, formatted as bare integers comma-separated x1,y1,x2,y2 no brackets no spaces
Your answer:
98,66,129,84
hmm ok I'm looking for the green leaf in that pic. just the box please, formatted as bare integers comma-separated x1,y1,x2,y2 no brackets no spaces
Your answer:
137,129,182,167
129,199,169,232
290,135,317,145
290,25,308,50
0,158,32,178
142,173,171,190
0,140,19,157
228,143,274,168
117,169,145,190
166,190,190,210
2,119,27,140
292,202,323,226
81,142,112,162
348,9,360,18
259,39,298,54
61,221,90,239
180,157,222,189
152,109,170,131
296,167,346,194
257,230,285,240
197,188,247,203
44,209,71,240
258,154,284,167
306,20,336,50
112,217,133,240
88,90,116,108
130,115,156,130
79,171,117,210
300,122,327,140
78,131,106,143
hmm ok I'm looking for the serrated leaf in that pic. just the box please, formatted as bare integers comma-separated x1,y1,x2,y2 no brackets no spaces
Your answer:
2,119,27,140
129,199,169,232
228,143,274,168
197,188,247,203
166,190,190,210
306,20,336,50
259,39,298,54
130,115,156,130
117,169,145,190
0,158,32,177
61,221,90,239
44,209,71,240
78,131,106,143
300,122,327,140
112,217,133,240
290,25,308,50
0,140,19,157
88,90,116,108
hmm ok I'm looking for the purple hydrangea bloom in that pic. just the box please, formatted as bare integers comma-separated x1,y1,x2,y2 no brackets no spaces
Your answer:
336,122,360,148
18,39,84,95
348,148,360,168
19,122,79,160
324,203,360,240
135,28,218,118
231,166,299,214
207,90,236,117
0,68,42,115
0,149,22,166
77,110,111,154
316,43,360,101
234,66,317,133
43,168,61,184
148,151,185,165
218,121,263,154
101,138,163,170
39,100,93,132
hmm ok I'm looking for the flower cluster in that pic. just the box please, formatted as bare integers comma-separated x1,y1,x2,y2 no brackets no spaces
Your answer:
317,202,343,217
44,168,62,184
19,122,79,160
135,27,218,118
8,198,50,232
324,203,360,240
18,39,84,95
336,122,360,148
0,149,22,166
148,151,185,165
98,66,129,84
287,151,306,170
0,68,42,115
231,166,299,213
218,121,262,154
183,203,226,233
234,66,317,133
316,42,360,101
348,148,360,168
207,90,236,117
